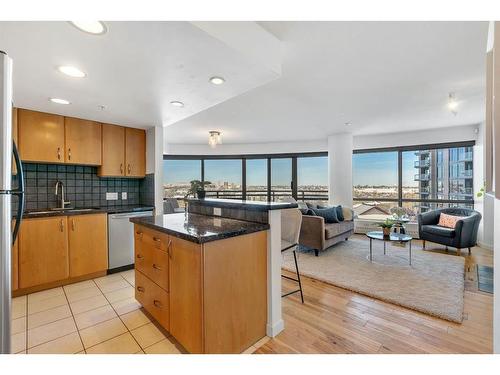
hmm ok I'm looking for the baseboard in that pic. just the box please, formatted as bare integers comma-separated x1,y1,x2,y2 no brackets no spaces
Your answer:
478,241,494,251
266,319,284,337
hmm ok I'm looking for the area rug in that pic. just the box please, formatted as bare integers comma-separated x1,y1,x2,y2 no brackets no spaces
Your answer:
283,236,465,323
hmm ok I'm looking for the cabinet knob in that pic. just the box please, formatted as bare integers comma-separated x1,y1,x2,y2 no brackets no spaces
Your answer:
153,300,162,308
71,219,75,231
152,263,162,270
136,254,143,259
127,164,131,174
57,147,61,160
137,286,145,292
68,148,71,160
120,163,123,174
59,219,64,232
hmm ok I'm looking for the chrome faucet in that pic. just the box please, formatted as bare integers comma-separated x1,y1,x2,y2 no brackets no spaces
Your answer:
55,180,71,209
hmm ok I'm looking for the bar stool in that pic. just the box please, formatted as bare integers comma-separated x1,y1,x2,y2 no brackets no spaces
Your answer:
281,208,304,303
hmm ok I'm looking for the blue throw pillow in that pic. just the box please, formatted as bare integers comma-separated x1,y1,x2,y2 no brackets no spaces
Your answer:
318,204,345,221
310,207,339,223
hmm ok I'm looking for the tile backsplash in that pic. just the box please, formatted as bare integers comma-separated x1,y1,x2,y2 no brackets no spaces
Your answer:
13,163,152,212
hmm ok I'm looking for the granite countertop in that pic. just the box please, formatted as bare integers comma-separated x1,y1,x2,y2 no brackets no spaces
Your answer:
187,198,298,211
21,205,155,219
130,212,270,244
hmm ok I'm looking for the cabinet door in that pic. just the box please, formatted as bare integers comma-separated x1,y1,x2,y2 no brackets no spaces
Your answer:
125,128,146,177
169,237,203,353
19,217,69,289
65,117,102,165
12,221,18,291
98,124,125,177
12,108,18,175
68,213,108,278
18,109,65,163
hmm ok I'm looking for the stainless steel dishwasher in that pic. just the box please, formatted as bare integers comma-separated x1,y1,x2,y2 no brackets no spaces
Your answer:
108,210,153,271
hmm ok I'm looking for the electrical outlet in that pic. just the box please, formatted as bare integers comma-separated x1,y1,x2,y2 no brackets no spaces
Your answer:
122,192,127,200
106,192,118,200
214,207,222,216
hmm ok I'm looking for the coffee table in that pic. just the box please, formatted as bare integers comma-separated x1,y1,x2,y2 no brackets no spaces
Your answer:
366,231,413,265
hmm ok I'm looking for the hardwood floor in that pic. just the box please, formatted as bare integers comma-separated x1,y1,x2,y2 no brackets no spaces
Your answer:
255,236,493,354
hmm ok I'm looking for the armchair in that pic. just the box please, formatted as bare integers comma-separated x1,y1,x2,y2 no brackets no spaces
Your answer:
417,208,481,255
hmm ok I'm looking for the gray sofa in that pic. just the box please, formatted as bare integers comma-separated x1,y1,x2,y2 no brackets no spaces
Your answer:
299,207,355,256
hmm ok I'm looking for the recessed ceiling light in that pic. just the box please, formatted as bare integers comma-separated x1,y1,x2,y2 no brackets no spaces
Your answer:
344,122,352,126
209,76,225,85
69,21,107,35
49,98,70,105
170,101,184,108
58,65,86,78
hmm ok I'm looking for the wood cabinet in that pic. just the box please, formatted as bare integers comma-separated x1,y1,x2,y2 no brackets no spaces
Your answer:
134,224,267,354
68,213,108,278
125,128,146,177
98,124,125,177
12,108,18,175
16,213,108,294
64,117,102,165
18,109,65,163
19,216,69,289
12,221,18,291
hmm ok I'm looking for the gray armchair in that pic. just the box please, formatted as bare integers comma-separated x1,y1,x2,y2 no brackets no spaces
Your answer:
417,208,481,255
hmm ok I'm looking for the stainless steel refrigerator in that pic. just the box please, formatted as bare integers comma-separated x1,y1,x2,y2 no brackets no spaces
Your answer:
1,51,25,354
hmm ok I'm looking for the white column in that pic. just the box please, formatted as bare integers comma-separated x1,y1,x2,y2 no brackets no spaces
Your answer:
266,209,284,337
327,133,353,207
146,126,164,215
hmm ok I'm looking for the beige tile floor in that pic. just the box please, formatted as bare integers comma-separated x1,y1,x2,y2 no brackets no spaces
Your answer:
10,270,185,354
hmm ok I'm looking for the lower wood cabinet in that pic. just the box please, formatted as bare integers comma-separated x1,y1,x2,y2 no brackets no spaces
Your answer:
68,213,108,278
19,216,69,289
17,213,108,293
134,224,268,354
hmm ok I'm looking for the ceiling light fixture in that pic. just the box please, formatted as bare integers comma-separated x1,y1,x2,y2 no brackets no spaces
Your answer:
209,76,225,85
58,65,86,78
49,98,70,105
69,21,107,35
344,122,352,126
208,131,222,148
448,92,459,115
170,101,184,108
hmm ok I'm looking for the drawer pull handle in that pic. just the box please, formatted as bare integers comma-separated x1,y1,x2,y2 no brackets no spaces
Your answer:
137,286,145,292
71,219,75,231
153,237,161,242
68,148,71,160
57,147,61,160
136,231,143,239
152,263,161,270
120,163,124,175
153,300,162,308
128,164,131,174
136,254,143,259
60,219,64,232
167,239,172,257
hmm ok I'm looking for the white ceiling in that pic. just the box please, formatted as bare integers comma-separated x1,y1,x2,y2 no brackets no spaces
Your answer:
0,21,278,129
166,21,488,144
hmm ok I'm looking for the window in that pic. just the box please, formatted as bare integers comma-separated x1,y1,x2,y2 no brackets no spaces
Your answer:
246,159,268,201
163,159,202,198
353,151,398,199
163,152,328,202
204,159,242,199
297,156,328,203
353,142,474,221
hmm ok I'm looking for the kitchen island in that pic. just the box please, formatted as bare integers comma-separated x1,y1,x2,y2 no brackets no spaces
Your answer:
130,212,270,354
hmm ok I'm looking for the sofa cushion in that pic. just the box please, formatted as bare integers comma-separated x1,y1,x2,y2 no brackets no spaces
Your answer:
422,224,456,238
311,207,339,223
325,221,354,239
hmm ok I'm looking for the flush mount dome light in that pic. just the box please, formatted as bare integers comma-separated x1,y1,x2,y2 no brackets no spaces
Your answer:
170,101,184,107
208,131,222,148
209,76,225,85
50,98,70,105
447,92,459,115
58,65,86,78
69,21,107,35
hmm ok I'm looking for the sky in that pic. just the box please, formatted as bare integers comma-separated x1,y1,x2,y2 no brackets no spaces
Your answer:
353,152,418,186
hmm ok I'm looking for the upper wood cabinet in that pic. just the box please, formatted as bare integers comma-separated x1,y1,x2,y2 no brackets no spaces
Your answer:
65,117,102,165
98,124,125,177
68,213,108,278
125,128,146,177
19,216,69,289
18,109,65,163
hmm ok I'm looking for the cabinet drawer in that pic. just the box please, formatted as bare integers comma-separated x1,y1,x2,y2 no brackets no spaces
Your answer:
134,225,169,252
135,240,169,291
135,270,170,330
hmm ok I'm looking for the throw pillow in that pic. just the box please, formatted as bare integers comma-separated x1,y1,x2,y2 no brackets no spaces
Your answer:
306,202,318,209
318,204,345,221
311,207,339,223
438,213,465,229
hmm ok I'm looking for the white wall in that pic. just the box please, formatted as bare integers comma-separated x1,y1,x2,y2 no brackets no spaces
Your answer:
146,126,164,214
